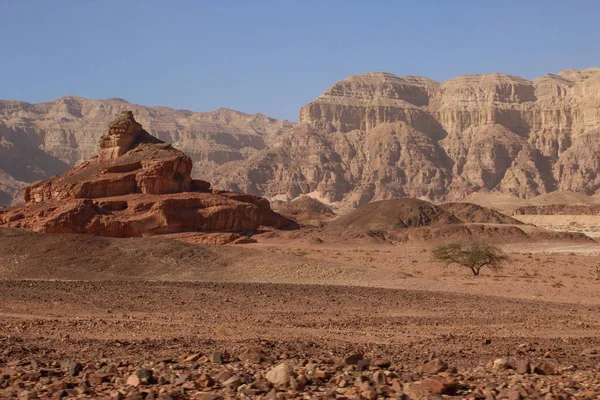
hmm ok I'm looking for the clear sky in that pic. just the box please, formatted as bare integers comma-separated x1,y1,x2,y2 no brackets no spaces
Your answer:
1,0,599,121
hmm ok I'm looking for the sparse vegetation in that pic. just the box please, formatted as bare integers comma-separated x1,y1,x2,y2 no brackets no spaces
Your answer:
432,242,508,276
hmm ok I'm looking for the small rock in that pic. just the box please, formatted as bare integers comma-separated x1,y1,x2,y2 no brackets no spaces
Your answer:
492,358,509,370
210,351,224,364
265,362,293,387
419,377,453,395
356,358,370,371
196,373,215,388
239,347,266,364
312,370,330,381
59,360,82,376
136,369,155,384
515,360,530,374
372,370,386,386
403,382,429,399
533,361,555,375
421,358,448,374
126,374,141,387
184,353,201,363
223,375,242,390
344,353,363,365
87,372,113,385
196,395,223,400
216,370,234,382
497,388,522,400
174,372,191,386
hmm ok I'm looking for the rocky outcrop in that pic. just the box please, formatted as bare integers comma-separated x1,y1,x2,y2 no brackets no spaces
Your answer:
0,112,297,238
275,196,336,218
327,198,460,232
439,202,523,224
213,68,600,207
0,97,294,205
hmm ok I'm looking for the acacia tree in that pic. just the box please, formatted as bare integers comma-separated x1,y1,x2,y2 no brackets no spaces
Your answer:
432,242,508,276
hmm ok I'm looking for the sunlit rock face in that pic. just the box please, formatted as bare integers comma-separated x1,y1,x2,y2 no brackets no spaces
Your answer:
212,68,600,207
0,112,297,237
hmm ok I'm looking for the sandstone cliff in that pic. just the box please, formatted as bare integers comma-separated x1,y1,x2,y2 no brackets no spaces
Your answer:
213,68,600,206
0,112,297,239
0,97,294,204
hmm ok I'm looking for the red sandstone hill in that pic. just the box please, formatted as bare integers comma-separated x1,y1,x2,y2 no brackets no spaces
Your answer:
0,111,297,241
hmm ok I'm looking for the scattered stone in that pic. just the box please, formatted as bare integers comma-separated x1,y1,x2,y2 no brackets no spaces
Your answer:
136,369,155,384
210,352,224,364
223,375,242,390
356,358,370,371
403,382,430,399
515,360,530,374
265,362,293,387
239,347,267,364
420,378,444,394
422,358,448,374
126,374,141,387
344,353,363,365
184,353,202,363
492,358,510,370
533,361,555,375
197,373,215,388
59,359,82,376
87,372,113,385
361,388,377,400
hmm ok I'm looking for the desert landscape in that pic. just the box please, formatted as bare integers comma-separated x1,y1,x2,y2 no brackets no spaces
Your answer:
3,0,600,395
1,75,600,399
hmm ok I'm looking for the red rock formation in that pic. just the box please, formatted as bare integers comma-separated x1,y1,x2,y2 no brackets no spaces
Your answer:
0,112,297,239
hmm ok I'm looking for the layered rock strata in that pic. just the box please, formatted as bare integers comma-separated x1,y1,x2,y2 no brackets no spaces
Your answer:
213,68,600,206
0,97,294,204
0,112,296,237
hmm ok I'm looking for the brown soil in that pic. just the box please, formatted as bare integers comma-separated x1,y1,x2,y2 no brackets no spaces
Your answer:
2,227,600,398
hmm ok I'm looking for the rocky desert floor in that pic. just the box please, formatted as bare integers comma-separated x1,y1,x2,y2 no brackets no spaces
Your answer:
1,229,600,399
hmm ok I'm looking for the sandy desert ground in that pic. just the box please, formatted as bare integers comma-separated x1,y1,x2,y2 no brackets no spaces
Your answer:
1,228,600,399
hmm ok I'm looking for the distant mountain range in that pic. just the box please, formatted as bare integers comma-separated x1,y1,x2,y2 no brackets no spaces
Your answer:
2,67,600,206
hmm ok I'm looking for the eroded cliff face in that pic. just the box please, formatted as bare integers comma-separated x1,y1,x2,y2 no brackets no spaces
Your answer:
0,112,297,238
0,97,294,204
214,68,600,206
2,68,600,208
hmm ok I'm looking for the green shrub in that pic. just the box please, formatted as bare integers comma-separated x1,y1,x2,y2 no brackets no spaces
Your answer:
433,242,508,276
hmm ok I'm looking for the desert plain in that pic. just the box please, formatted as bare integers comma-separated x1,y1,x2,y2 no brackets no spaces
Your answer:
1,69,600,399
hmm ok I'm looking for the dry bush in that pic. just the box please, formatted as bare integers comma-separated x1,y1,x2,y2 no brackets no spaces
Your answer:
433,242,508,276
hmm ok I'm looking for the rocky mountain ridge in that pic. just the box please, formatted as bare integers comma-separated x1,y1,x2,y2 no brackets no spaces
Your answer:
2,67,600,208
213,68,600,206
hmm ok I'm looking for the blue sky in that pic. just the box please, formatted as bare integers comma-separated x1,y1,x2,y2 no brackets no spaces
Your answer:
1,1,599,121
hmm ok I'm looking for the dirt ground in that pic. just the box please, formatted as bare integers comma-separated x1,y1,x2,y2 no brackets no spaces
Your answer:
1,228,600,398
